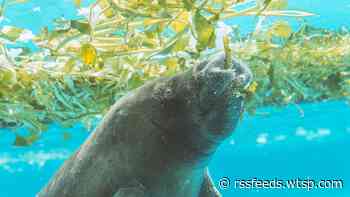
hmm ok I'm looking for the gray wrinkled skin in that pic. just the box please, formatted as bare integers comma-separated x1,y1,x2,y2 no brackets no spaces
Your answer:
37,52,252,197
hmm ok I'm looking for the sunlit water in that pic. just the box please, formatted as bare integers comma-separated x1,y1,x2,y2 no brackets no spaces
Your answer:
0,0,349,197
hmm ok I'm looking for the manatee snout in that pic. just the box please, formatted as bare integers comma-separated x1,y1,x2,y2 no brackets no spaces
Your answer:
197,53,251,91
194,52,252,109
231,58,253,89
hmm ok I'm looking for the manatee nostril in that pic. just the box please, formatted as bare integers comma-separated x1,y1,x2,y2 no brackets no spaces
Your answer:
236,74,251,89
237,75,246,83
193,52,252,90
231,60,252,88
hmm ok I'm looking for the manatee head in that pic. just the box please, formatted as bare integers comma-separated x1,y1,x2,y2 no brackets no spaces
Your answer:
192,53,252,136
148,52,252,163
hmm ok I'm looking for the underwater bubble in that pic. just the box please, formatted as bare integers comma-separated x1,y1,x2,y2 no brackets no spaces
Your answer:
0,154,14,165
2,165,14,173
295,127,308,137
8,109,14,115
256,133,268,145
1,165,24,173
274,135,287,142
229,139,235,145
33,7,41,12
0,150,70,170
317,128,331,137
305,131,318,141
22,151,70,167
302,128,331,141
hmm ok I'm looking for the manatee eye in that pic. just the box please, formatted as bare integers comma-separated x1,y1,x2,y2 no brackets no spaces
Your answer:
164,87,173,98
152,81,175,103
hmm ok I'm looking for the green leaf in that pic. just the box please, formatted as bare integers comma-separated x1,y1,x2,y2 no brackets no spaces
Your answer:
171,12,190,33
8,0,30,4
80,43,97,65
267,0,288,10
0,26,24,41
193,11,216,52
26,133,40,144
223,35,232,69
73,0,82,8
63,58,76,73
14,135,30,147
52,83,74,110
262,0,272,9
173,35,189,52
71,20,91,34
269,20,292,38
97,0,115,18
148,31,186,57
63,75,77,93
0,68,17,85
183,0,193,10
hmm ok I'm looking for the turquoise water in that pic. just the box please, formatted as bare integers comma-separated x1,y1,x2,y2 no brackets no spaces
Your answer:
0,0,350,197
211,101,350,197
3,0,350,34
228,0,350,33
1,101,349,196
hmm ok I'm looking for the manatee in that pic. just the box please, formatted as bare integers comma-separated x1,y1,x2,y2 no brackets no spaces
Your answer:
37,52,252,197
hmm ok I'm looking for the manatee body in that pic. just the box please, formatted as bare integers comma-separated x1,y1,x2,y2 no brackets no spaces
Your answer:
37,53,252,197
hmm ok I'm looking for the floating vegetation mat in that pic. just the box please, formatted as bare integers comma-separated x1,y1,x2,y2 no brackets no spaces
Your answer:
0,0,348,146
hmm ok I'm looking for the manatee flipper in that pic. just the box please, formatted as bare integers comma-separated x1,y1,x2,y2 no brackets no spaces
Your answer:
113,180,146,197
199,168,222,197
